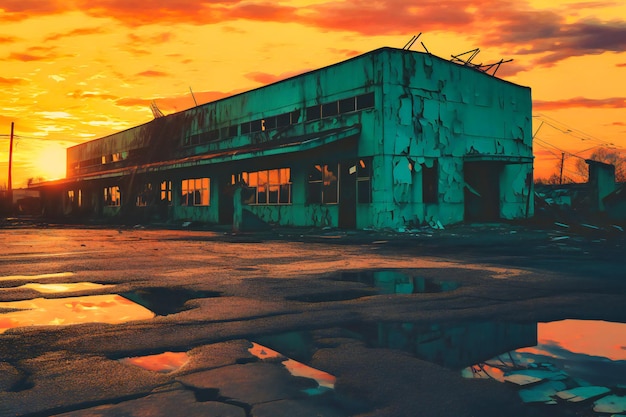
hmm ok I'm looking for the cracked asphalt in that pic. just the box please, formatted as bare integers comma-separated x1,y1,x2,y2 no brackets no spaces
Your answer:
0,222,624,417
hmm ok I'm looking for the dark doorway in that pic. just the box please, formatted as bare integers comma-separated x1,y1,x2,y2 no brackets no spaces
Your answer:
218,176,234,225
339,161,357,228
464,162,502,222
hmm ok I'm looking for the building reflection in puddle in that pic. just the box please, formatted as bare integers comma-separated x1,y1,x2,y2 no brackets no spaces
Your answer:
119,352,189,373
334,270,459,294
249,342,336,395
355,321,537,369
463,319,626,414
0,294,155,333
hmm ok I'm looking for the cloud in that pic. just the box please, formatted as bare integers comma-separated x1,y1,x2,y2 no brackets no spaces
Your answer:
244,69,310,85
0,35,19,43
36,111,73,120
7,52,49,61
136,70,170,77
617,62,626,67
1,0,625,70
114,88,248,114
0,76,25,86
44,27,108,42
67,90,118,101
533,96,626,111
611,122,626,126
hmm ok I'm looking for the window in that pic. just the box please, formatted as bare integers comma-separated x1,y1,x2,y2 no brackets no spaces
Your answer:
250,119,263,133
308,163,339,204
276,112,291,128
322,102,339,118
136,183,153,207
160,180,172,205
240,168,291,205
357,158,372,204
356,92,375,110
104,186,121,207
306,105,321,121
422,161,438,204
181,178,210,206
339,97,356,113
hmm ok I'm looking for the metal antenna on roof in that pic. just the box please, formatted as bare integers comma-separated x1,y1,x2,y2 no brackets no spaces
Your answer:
189,86,198,107
150,100,165,119
450,48,513,77
451,48,481,66
420,42,430,54
403,33,421,50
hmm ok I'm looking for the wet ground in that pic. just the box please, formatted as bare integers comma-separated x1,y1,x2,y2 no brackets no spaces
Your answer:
0,221,625,417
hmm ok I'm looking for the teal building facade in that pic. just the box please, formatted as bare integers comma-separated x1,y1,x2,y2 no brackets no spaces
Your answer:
43,47,533,229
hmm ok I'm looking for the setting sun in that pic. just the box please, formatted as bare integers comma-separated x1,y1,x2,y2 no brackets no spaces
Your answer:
33,143,66,181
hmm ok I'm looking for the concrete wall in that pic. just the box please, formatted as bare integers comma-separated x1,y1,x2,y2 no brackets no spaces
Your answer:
62,47,533,229
373,49,532,228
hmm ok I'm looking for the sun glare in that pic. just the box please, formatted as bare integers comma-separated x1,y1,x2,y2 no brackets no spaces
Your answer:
34,143,66,180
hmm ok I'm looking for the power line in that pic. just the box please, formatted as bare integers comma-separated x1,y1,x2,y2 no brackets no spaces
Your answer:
533,113,619,149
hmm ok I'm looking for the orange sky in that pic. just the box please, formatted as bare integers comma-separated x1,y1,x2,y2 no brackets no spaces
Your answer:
0,0,625,187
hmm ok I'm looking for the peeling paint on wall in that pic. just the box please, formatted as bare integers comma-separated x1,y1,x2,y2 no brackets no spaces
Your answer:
55,47,532,230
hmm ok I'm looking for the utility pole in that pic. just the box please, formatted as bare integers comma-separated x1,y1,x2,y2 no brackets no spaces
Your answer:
8,122,14,193
559,152,565,185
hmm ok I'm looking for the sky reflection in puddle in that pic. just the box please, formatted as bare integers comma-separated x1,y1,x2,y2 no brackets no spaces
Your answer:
463,319,626,415
0,272,75,282
1,282,114,293
249,342,336,395
0,294,155,333
119,352,189,373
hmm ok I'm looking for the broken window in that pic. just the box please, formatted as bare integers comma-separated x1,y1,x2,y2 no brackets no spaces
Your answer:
136,183,153,207
276,112,291,128
308,163,339,204
77,189,82,207
422,161,439,204
356,92,375,110
357,158,372,204
160,181,172,205
67,190,75,203
104,186,121,207
290,109,301,124
263,116,276,131
181,178,210,206
240,168,291,205
241,122,251,135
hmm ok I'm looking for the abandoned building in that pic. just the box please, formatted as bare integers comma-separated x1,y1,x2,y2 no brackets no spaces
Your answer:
36,47,533,229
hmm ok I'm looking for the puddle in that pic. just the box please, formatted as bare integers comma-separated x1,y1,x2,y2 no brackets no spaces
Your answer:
249,342,335,395
119,351,189,373
463,319,626,415
0,294,155,333
120,287,221,316
350,321,537,369
331,270,459,294
0,282,114,293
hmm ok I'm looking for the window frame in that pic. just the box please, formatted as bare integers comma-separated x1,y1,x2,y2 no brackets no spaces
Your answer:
181,177,210,207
